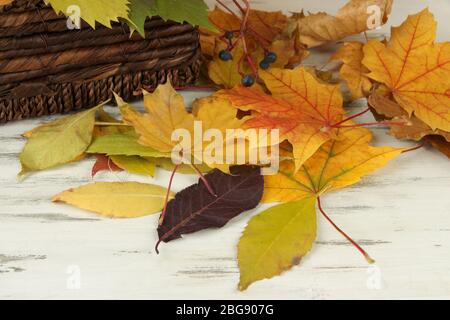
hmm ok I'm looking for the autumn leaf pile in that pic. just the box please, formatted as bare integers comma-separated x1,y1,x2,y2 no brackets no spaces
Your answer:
15,0,450,290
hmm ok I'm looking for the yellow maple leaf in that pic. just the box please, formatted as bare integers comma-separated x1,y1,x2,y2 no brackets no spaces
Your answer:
119,84,259,171
263,127,403,203
218,67,346,172
331,42,373,99
192,96,246,171
119,84,195,153
363,9,450,132
296,0,393,48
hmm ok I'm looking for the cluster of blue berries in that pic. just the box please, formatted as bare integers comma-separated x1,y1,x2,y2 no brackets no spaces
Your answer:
217,30,278,87
259,52,278,70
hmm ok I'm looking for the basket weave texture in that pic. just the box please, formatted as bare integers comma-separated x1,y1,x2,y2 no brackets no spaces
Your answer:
0,0,202,123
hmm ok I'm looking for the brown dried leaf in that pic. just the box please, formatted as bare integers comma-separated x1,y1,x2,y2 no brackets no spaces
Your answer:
296,0,393,48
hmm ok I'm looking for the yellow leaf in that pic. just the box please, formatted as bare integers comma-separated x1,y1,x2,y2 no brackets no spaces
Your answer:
296,0,393,48
119,84,195,153
93,107,134,137
87,132,167,158
192,96,246,171
331,42,373,99
117,86,255,172
263,127,403,202
193,96,245,137
19,105,101,176
53,182,171,218
238,198,317,291
110,155,156,177
363,9,450,131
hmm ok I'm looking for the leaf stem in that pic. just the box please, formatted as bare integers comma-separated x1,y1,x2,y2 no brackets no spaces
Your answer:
174,85,217,91
190,164,217,197
332,120,408,129
240,1,258,78
94,122,132,127
331,108,371,127
158,164,180,227
317,197,375,264
402,143,424,154
232,0,245,13
216,0,239,17
215,0,268,78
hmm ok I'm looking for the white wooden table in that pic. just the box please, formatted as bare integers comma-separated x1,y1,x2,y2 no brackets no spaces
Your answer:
1,0,449,300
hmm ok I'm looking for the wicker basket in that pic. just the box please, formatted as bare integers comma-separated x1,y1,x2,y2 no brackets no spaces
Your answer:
0,0,202,123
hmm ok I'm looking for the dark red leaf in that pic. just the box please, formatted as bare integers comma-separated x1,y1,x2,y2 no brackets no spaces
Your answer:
91,154,123,177
156,166,264,252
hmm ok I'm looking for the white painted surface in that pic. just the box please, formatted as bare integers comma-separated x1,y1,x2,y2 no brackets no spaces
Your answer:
1,0,450,300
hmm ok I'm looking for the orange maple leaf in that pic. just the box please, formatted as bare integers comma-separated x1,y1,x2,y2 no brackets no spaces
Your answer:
363,9,450,132
217,67,346,171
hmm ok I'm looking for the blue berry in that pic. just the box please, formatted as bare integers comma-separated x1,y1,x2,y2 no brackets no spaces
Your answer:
265,52,277,63
259,59,271,70
241,75,255,87
219,50,233,61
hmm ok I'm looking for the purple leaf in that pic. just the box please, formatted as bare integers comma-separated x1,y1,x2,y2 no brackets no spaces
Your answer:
156,166,264,252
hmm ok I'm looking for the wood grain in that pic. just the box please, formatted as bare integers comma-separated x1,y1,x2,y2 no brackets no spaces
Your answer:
0,0,450,299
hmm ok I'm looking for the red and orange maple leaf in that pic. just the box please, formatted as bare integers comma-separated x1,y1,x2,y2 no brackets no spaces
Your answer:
217,67,346,171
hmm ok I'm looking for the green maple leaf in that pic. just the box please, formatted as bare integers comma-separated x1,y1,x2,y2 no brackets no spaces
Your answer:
46,0,130,28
